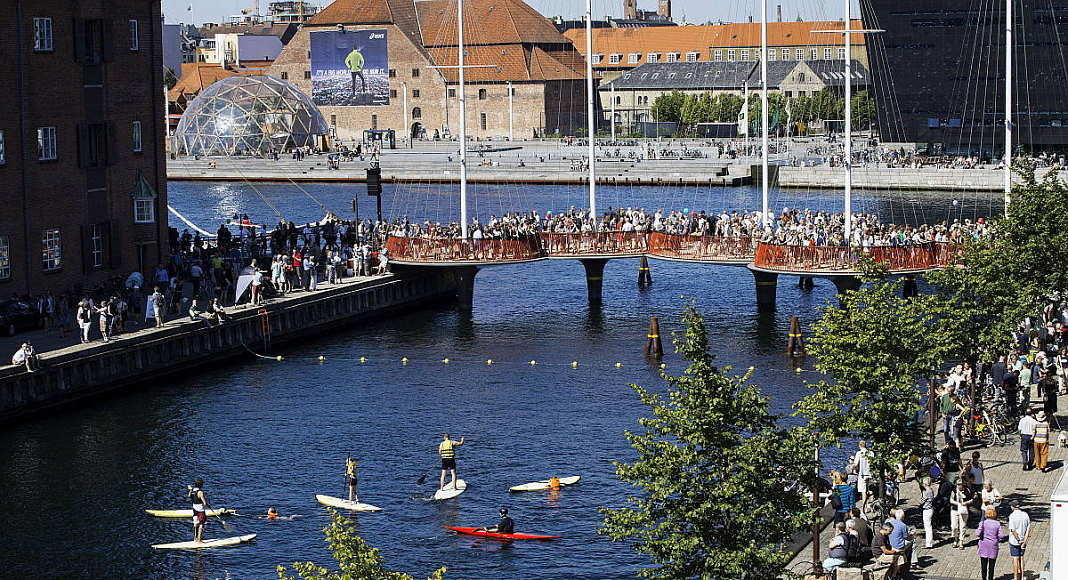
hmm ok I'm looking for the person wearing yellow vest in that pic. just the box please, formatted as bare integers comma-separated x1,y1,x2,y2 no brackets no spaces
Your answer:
438,433,465,490
1034,412,1051,472
346,457,359,502
345,47,366,96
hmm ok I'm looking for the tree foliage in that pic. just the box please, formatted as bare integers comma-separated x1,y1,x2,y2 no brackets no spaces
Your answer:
278,509,446,580
651,89,874,136
795,261,958,516
601,306,815,579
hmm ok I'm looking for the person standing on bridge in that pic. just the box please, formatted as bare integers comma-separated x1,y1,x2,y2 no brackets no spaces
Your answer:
438,433,465,490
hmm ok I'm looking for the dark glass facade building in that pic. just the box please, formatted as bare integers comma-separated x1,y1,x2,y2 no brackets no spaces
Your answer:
862,0,1068,152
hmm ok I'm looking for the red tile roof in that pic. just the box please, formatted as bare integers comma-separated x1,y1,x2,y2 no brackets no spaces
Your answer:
417,0,568,47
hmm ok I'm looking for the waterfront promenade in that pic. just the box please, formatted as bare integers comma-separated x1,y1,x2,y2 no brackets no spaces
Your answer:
787,412,1063,580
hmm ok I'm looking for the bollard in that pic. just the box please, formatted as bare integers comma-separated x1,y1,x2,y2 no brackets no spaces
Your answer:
638,255,652,286
644,316,664,359
787,315,805,357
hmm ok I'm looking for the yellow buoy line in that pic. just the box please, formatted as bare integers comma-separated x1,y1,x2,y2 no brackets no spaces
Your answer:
248,349,669,370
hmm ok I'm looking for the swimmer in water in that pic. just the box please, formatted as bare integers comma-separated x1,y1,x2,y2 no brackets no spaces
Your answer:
267,507,279,520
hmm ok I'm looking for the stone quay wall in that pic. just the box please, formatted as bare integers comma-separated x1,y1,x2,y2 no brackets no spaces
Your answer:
0,271,458,425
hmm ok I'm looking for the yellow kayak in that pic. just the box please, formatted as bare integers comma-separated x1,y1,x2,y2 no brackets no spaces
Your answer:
145,508,234,518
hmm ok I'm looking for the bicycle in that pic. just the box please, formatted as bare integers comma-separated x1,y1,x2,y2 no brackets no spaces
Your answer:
973,411,1007,446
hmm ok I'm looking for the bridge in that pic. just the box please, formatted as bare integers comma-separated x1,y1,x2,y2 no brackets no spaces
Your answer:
385,233,950,309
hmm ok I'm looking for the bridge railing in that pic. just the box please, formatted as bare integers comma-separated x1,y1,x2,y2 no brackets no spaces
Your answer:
540,232,648,256
647,232,755,261
385,236,545,263
753,243,938,272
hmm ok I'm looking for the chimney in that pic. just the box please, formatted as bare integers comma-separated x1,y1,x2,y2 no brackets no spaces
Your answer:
777,4,782,22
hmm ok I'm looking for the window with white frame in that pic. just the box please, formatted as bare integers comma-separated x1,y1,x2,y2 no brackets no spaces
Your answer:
768,49,776,61
796,48,805,60
782,48,790,60
132,121,142,152
0,235,9,280
811,49,818,59
727,49,736,61
608,53,622,64
665,52,678,62
134,198,155,223
0,130,5,165
89,224,104,268
838,47,847,60
686,52,699,62
129,19,140,51
713,49,722,61
647,53,659,63
42,228,61,271
591,54,603,64
33,18,53,51
824,47,833,59
37,127,56,161
628,53,640,64
740,49,749,61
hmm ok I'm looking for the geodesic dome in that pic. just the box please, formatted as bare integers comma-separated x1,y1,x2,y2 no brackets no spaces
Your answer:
174,75,328,156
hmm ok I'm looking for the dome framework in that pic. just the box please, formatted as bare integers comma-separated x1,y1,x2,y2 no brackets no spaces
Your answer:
174,75,329,156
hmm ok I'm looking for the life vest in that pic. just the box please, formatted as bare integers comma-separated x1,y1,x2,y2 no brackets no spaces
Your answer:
267,511,279,520
549,476,561,490
188,486,203,509
346,459,358,478
439,440,455,458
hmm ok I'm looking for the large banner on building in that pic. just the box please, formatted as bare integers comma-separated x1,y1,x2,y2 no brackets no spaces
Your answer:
309,29,389,106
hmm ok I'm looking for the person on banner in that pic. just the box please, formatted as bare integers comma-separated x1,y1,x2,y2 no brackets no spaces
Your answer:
345,46,366,96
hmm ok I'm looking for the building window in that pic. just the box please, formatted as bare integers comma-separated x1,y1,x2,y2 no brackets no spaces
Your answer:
608,53,622,64
666,52,678,62
480,112,487,130
713,49,722,61
478,88,487,100
411,68,420,78
740,50,749,61
615,95,621,105
686,52,699,62
280,71,288,80
782,48,790,60
42,228,61,271
389,69,396,78
0,235,8,280
89,224,105,268
129,19,140,51
132,121,143,152
824,47,833,60
389,89,397,98
628,53,640,64
448,88,456,97
304,70,311,79
838,47,847,60
796,49,805,60
33,18,53,52
371,114,378,129
134,198,155,223
647,53,659,63
811,49,818,59
727,49,736,61
37,127,56,161
412,88,420,98
412,107,422,119
330,114,336,125
768,49,776,61
591,54,602,64
0,131,5,165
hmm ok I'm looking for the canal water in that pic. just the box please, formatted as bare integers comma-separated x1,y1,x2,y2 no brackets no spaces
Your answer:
1,181,1000,579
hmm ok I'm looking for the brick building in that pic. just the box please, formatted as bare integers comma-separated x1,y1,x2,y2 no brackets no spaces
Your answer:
268,0,590,141
0,0,169,296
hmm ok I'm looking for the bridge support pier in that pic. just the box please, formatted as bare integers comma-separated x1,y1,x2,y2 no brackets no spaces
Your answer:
752,270,778,311
831,276,861,298
453,266,479,308
797,276,814,290
581,259,608,306
902,274,918,298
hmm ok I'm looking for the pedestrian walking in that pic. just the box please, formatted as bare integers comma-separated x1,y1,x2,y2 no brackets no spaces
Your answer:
1018,408,1037,470
920,478,937,548
976,509,1002,580
950,478,973,549
76,300,93,343
1007,502,1031,580
1034,411,1052,471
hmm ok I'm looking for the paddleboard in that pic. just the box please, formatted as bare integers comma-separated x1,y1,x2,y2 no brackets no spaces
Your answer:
145,508,235,518
152,534,257,549
315,494,382,512
509,475,581,492
432,479,467,501
445,526,560,540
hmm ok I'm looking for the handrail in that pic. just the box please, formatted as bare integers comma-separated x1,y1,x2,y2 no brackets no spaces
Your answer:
647,232,755,261
540,231,648,256
385,236,544,263
753,242,937,272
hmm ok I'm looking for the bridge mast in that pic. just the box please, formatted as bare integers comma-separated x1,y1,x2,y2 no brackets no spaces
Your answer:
761,0,769,228
458,0,469,238
585,0,597,224
1004,0,1012,213
843,0,852,241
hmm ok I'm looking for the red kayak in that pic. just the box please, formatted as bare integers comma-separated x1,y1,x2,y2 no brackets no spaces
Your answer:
444,526,561,540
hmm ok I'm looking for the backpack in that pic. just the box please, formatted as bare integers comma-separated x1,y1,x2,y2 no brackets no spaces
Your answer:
844,532,860,561
830,489,843,511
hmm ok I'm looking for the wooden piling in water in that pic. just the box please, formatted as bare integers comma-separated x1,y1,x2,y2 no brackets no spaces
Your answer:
638,255,652,286
644,317,663,359
787,315,805,357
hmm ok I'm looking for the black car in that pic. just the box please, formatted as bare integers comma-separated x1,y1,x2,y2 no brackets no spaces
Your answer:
0,300,43,336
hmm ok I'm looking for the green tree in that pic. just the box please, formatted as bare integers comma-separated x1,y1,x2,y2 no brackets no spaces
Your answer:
712,93,743,123
850,91,876,129
601,306,815,579
651,90,688,124
795,262,958,518
278,509,446,580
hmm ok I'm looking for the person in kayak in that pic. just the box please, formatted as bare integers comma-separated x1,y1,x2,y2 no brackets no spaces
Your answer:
438,433,465,490
266,507,279,520
346,457,360,502
483,508,514,534
188,479,210,542
549,476,561,490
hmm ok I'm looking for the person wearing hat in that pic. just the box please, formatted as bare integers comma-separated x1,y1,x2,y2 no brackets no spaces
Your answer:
1034,411,1052,472
484,508,514,534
